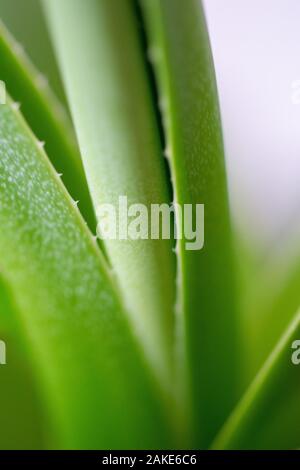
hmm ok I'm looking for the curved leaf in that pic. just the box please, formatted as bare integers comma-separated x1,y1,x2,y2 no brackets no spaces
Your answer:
0,0,65,102
0,274,46,449
0,98,172,449
0,20,94,227
241,250,300,388
140,0,238,446
212,308,300,449
43,0,176,389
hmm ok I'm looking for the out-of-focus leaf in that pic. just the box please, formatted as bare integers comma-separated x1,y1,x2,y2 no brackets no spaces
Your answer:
0,98,173,449
0,332,46,449
140,0,238,446
0,20,94,227
0,0,65,102
0,273,15,332
212,308,300,449
240,245,300,391
43,0,176,391
0,274,46,449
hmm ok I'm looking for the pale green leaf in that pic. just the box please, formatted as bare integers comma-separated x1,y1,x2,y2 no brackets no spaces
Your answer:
43,0,177,391
140,0,238,446
212,308,300,449
0,20,94,227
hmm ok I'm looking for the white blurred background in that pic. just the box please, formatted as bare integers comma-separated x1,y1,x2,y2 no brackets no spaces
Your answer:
204,0,300,254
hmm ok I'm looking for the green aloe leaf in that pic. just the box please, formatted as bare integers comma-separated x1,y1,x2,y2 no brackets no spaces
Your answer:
0,0,66,102
212,308,300,449
0,273,46,449
0,273,15,332
241,250,300,390
140,0,238,446
0,97,172,449
43,0,176,390
0,20,94,227
0,330,46,449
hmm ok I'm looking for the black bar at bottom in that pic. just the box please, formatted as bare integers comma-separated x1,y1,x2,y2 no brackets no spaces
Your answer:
0,450,299,466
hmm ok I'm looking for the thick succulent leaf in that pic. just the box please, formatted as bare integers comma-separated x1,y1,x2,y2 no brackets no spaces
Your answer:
0,273,15,332
43,0,176,389
140,0,238,446
0,329,46,449
0,20,94,227
0,98,173,449
0,0,65,103
212,308,300,449
241,251,300,390
0,273,46,449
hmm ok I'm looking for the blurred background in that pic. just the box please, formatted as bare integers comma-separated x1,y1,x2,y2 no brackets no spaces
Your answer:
204,0,300,258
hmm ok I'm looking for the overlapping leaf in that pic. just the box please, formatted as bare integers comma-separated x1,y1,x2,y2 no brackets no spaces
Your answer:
0,98,173,449
0,19,94,226
213,308,300,449
140,0,238,446
43,0,177,390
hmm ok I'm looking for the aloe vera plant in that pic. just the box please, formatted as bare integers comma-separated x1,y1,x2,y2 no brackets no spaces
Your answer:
140,0,238,447
43,0,176,391
0,0,299,451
